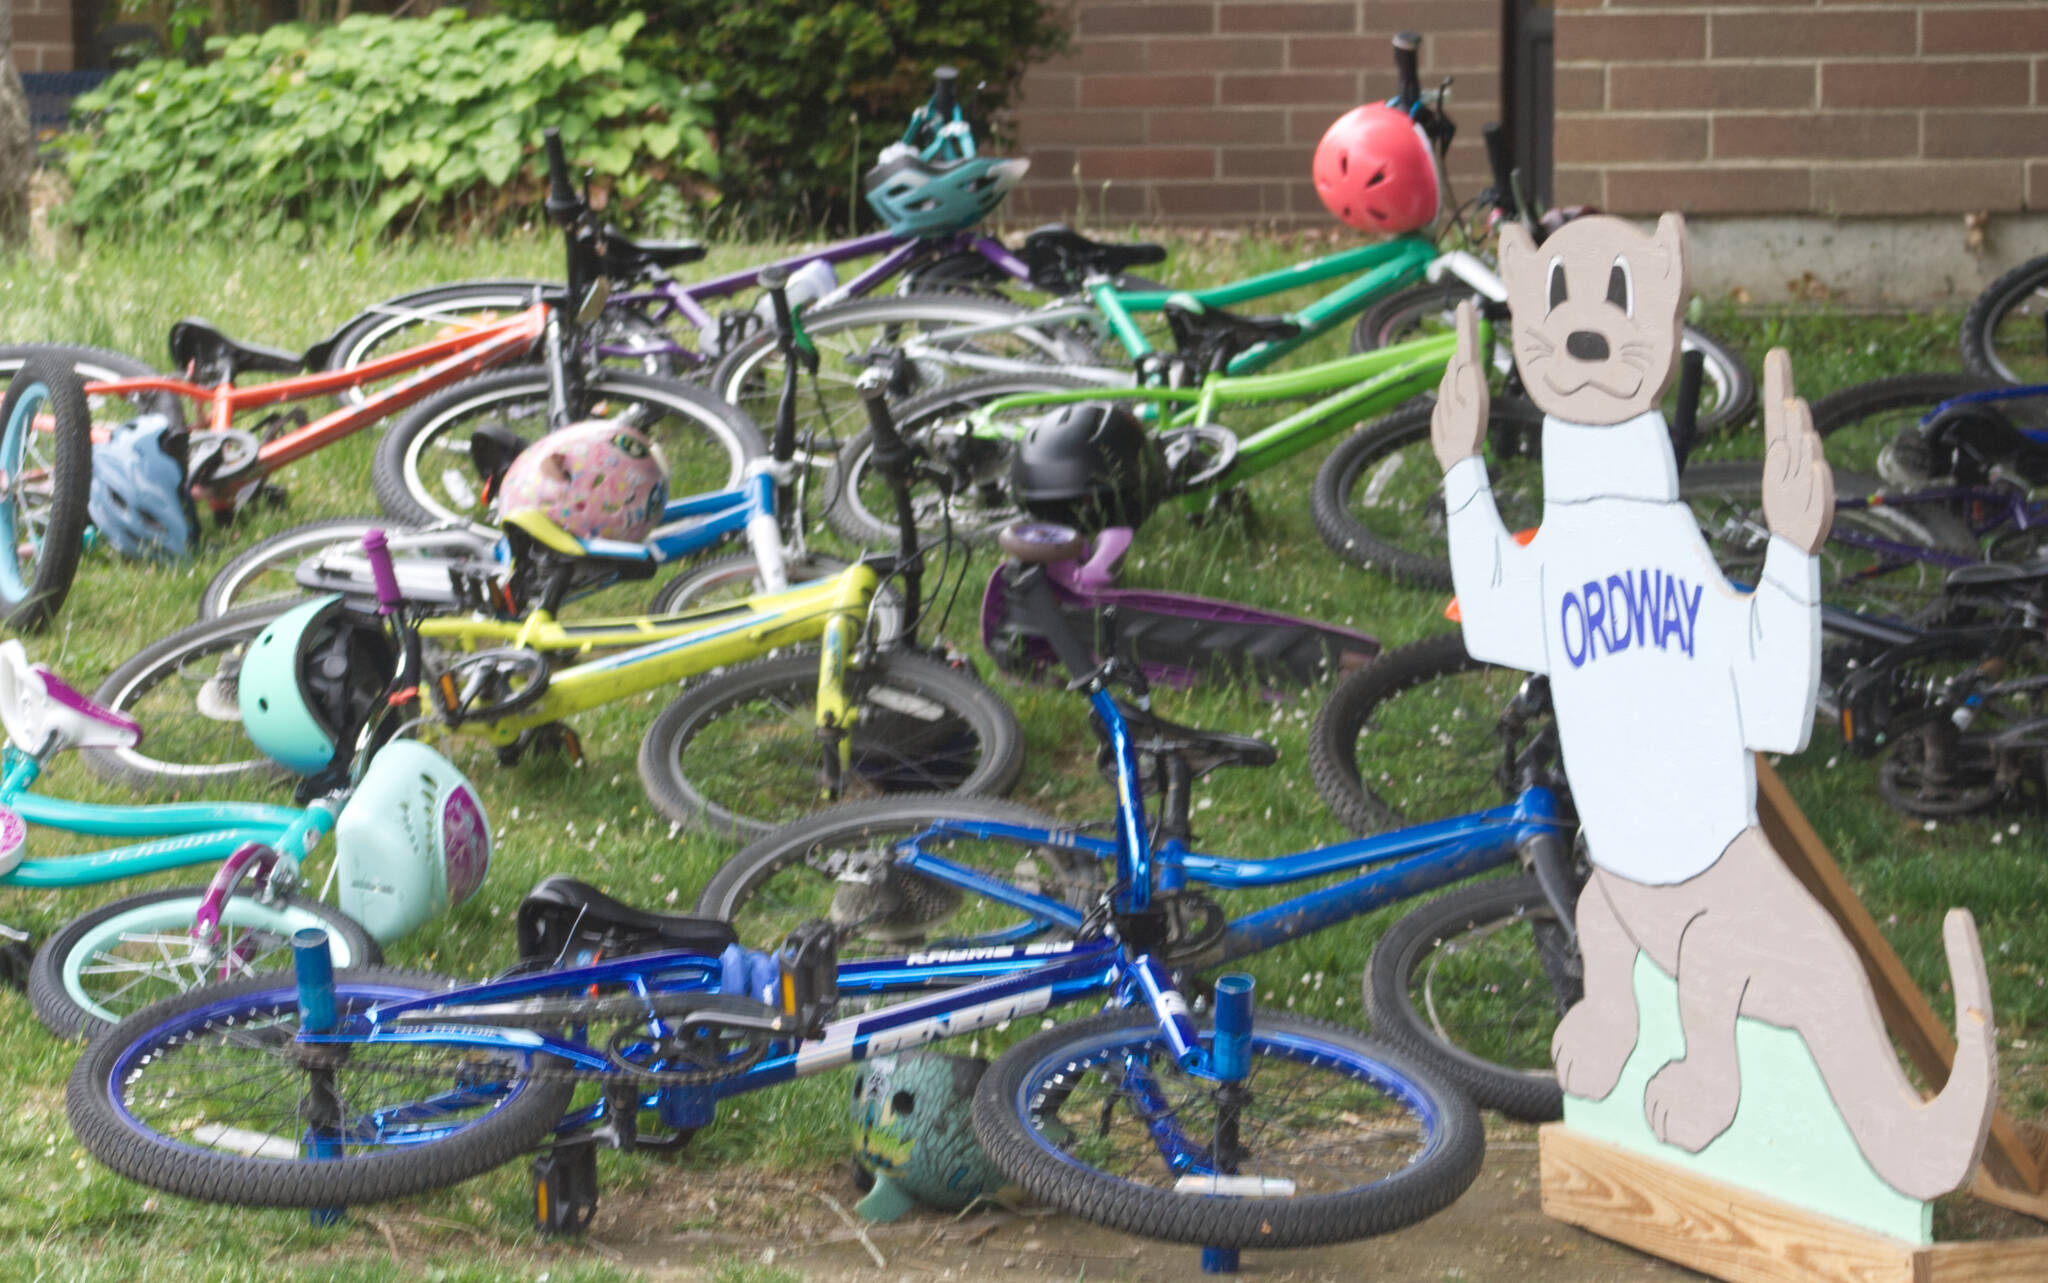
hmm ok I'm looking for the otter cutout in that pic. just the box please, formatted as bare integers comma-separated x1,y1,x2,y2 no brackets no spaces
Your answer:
1432,213,1997,1212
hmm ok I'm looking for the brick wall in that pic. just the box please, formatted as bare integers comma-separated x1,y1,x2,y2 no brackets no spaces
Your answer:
15,0,75,71
1554,1,2048,216
1007,2,1503,227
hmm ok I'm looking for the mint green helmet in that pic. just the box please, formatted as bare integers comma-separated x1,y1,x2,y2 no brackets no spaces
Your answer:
849,1052,1007,1221
237,594,397,778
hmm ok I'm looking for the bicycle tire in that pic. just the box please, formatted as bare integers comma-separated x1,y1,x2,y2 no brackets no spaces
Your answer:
1347,282,1757,434
638,649,1024,841
372,366,766,529
0,342,187,432
1364,874,1575,1122
1961,254,2048,384
822,371,1099,547
1308,633,1532,835
1309,397,1545,586
0,354,93,631
1807,370,2012,477
67,968,573,1208
694,794,1085,957
973,1008,1483,1249
199,515,385,619
29,885,380,1040
82,601,290,792
708,292,1087,450
647,552,853,613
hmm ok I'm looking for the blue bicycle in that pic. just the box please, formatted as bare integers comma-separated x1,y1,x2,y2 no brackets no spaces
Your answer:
67,530,1524,1256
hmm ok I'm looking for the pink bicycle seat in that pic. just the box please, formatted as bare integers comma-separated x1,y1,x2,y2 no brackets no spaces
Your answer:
0,641,143,755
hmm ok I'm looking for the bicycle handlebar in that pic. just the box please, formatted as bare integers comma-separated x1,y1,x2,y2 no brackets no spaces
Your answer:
1392,32,1422,112
542,128,578,228
932,66,959,118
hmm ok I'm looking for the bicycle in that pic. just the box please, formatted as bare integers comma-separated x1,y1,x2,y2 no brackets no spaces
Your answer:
0,355,92,630
84,380,1023,841
0,593,491,1038
1962,251,2048,384
67,538,1499,1258
0,128,765,583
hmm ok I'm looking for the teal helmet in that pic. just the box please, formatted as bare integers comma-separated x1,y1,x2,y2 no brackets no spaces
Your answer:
849,1052,1007,1221
863,147,1029,238
237,594,398,777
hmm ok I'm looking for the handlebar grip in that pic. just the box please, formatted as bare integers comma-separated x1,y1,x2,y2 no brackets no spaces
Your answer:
542,128,578,226
759,264,796,342
1392,31,1422,111
1481,122,1517,215
858,372,901,445
1670,348,1706,474
933,66,959,117
363,529,402,614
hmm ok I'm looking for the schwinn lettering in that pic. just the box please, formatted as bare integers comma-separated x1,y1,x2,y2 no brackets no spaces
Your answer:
1559,568,1703,667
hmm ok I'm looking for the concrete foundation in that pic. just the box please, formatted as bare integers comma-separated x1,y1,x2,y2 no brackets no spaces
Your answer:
1677,215,2048,310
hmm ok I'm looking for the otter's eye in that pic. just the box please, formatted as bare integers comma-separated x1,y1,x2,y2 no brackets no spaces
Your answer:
1607,257,1633,315
1547,257,1567,313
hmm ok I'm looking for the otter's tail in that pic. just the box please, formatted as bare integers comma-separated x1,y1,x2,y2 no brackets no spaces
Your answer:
1827,909,1998,1201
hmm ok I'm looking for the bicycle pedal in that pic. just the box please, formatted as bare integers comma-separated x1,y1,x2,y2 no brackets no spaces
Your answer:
0,938,31,991
532,1144,599,1236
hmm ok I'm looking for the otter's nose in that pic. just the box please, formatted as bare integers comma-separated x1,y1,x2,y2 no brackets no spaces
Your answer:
1566,330,1609,361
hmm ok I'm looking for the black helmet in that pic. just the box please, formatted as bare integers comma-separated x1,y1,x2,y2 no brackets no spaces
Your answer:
1008,403,1166,533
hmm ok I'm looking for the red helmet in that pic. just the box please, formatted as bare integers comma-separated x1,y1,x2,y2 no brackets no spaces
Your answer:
1312,104,1438,236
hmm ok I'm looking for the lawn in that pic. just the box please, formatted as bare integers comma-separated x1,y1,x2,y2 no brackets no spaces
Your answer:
0,227,2036,1281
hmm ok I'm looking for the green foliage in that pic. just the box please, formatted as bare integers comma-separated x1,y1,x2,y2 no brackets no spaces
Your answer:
498,0,1071,232
55,11,719,243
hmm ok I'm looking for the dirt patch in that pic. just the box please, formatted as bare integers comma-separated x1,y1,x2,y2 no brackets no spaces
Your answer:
551,1131,1709,1282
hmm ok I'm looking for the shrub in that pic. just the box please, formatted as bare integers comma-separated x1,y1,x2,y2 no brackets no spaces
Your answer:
56,11,719,242
497,0,1070,232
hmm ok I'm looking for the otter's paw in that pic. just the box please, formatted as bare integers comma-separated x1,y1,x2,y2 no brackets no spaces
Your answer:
1551,1002,1635,1102
1643,1057,1740,1153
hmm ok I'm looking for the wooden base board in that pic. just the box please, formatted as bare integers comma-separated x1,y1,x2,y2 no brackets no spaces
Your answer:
1540,1125,2048,1283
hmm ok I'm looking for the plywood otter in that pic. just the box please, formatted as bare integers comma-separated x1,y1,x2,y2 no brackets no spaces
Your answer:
1431,212,1996,1202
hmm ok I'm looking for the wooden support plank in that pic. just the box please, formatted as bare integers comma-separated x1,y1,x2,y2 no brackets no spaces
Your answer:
1540,1126,2048,1283
1753,758,2043,1203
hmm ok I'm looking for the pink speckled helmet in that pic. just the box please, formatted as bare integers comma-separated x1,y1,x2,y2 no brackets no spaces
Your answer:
497,420,670,544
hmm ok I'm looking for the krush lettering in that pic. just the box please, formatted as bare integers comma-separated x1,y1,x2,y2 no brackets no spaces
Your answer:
1559,569,1704,667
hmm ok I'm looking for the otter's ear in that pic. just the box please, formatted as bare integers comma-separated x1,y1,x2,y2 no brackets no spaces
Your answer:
1651,212,1688,286
1498,222,1538,304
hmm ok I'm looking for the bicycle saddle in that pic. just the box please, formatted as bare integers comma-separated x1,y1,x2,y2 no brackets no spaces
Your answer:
603,229,708,274
516,875,738,964
1161,297,1302,368
1112,702,1277,777
1021,223,1167,294
499,510,658,571
0,641,142,755
167,317,307,383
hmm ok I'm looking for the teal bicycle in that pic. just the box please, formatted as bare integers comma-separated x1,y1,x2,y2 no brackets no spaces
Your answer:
0,612,488,1037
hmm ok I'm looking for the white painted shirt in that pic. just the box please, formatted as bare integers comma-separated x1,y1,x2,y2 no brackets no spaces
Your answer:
1443,409,1822,884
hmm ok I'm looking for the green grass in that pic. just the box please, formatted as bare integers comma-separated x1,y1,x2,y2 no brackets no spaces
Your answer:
0,228,2040,1277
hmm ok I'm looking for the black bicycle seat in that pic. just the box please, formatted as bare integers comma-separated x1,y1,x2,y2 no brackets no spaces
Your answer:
167,317,307,382
1117,704,1277,777
1161,298,1301,367
1022,223,1167,293
516,875,738,964
605,229,708,272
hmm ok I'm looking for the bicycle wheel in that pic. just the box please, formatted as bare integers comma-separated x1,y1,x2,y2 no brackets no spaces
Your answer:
66,968,574,1208
1309,633,1534,835
1347,282,1756,434
0,342,187,434
82,602,289,792
695,795,1098,960
324,279,677,403
1962,255,2048,384
0,354,93,631
637,650,1024,840
1808,371,2014,476
974,1009,1483,1249
372,367,765,529
199,517,499,619
1365,875,1577,1122
708,293,1093,452
1684,462,1977,620
645,552,909,643
1310,397,1546,586
822,371,1098,547
29,885,380,1039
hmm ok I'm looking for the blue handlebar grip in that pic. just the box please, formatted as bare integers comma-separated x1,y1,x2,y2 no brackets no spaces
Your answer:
1212,973,1254,1082
293,927,337,1034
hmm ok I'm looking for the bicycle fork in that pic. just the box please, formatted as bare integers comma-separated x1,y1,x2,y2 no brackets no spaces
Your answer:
814,614,859,800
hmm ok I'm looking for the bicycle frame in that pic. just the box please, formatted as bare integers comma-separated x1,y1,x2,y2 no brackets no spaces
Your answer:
75,305,550,516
